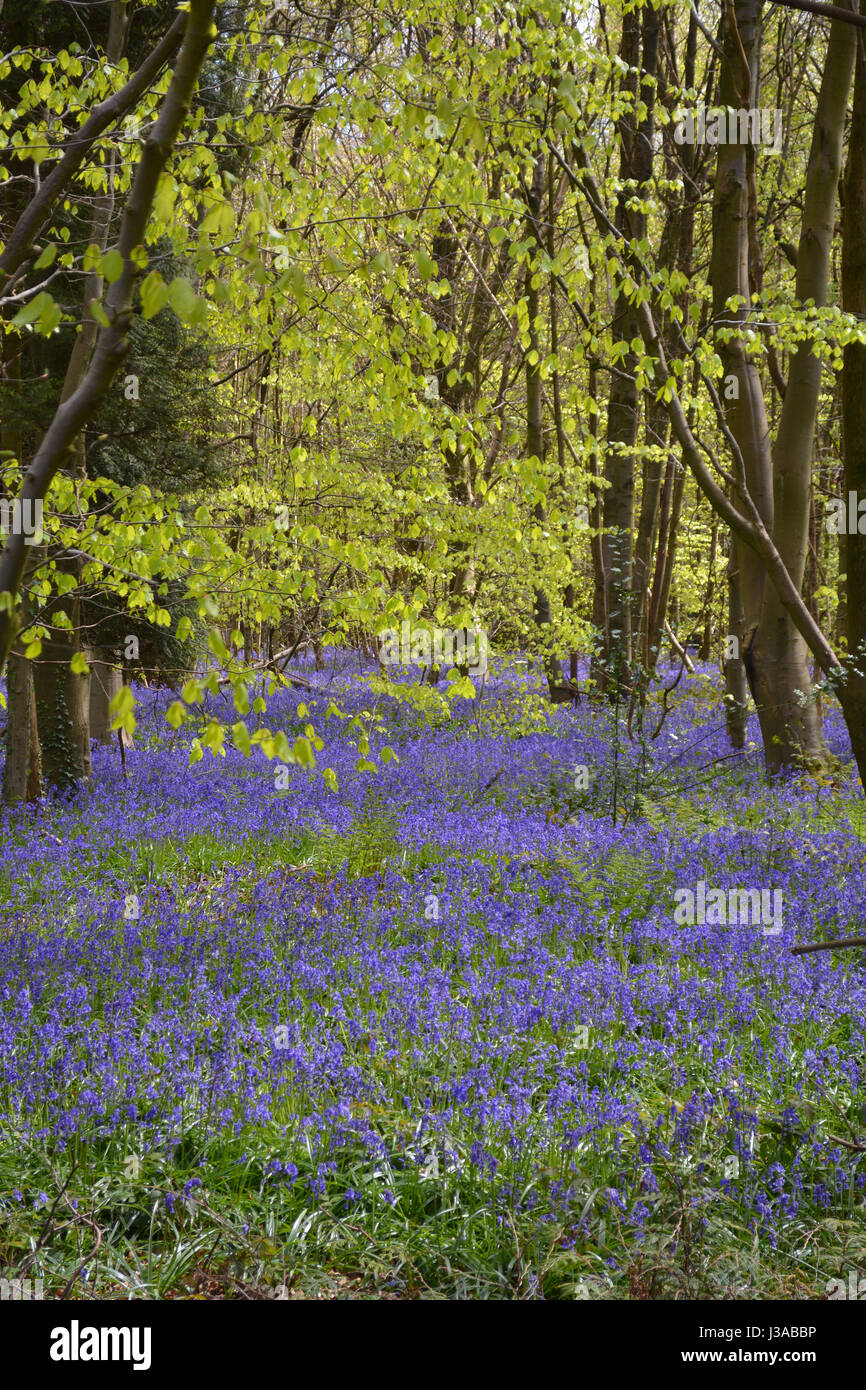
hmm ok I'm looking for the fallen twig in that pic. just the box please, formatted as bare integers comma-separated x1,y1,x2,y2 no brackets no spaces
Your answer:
791,936,866,956
827,1134,866,1153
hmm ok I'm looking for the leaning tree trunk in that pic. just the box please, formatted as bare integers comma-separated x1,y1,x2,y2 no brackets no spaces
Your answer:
711,0,774,678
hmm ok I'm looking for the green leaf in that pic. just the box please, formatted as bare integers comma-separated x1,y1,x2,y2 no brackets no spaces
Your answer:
154,173,176,222
140,271,169,320
168,277,198,321
182,678,203,705
11,291,56,329
166,701,187,729
201,721,226,756
415,248,437,281
102,248,124,283
293,735,316,769
108,684,136,736
200,200,234,240
207,629,230,664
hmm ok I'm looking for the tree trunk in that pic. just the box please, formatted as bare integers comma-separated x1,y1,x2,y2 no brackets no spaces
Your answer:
601,9,642,688
32,631,92,791
646,453,686,676
588,358,607,695
0,314,41,804
31,7,128,787
725,537,749,750
711,0,852,773
700,521,719,660
2,650,43,805
88,648,123,746
751,8,854,769
711,0,774,652
633,395,668,668
525,151,562,694
841,0,866,772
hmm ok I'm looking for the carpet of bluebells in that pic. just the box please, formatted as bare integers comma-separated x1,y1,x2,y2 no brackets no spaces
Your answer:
2,657,866,1298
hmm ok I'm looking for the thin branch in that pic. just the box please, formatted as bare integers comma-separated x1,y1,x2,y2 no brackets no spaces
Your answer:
0,13,187,284
771,0,866,31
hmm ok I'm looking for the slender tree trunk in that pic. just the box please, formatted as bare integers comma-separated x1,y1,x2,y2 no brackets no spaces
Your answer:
633,395,668,667
601,10,642,689
712,0,774,657
646,454,686,676
588,358,607,695
524,151,562,694
602,4,660,694
700,521,719,660
88,648,123,746
725,539,749,749
547,156,579,690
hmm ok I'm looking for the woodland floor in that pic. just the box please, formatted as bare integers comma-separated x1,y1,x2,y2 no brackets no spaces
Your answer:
1,658,865,1299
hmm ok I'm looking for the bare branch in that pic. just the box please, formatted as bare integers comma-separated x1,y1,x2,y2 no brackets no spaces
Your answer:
0,0,217,675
